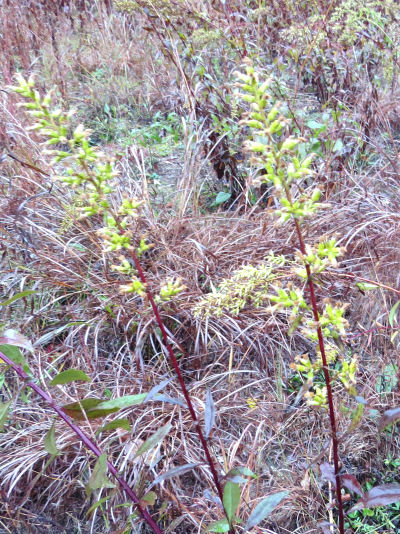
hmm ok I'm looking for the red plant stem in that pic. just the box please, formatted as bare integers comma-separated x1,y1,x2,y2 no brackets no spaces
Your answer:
293,220,345,534
0,350,164,534
130,254,226,506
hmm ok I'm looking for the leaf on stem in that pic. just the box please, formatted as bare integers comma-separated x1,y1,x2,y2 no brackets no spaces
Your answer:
205,518,230,532
349,483,400,512
0,401,11,431
245,491,288,531
133,423,172,459
223,481,240,523
0,291,38,306
378,406,400,432
50,369,91,385
87,453,115,492
205,388,216,438
97,418,131,434
44,423,60,456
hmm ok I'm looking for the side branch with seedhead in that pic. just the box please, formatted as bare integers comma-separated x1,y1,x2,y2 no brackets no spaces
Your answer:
235,62,356,534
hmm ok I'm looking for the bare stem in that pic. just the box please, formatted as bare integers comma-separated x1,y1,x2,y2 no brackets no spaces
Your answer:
0,350,164,534
130,253,226,505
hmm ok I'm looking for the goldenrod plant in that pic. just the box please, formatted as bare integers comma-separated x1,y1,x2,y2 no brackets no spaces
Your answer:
5,74,290,534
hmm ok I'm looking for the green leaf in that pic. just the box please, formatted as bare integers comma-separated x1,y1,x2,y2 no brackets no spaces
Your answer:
44,423,60,456
227,466,257,478
97,418,131,434
141,491,157,506
306,119,325,131
214,191,231,206
223,481,240,523
205,518,230,532
69,242,87,252
389,301,400,327
50,369,91,386
63,394,147,420
332,138,344,153
0,401,11,430
245,491,288,530
0,290,38,306
62,398,109,420
0,344,31,375
95,393,147,412
86,496,110,517
88,453,115,491
356,282,379,291
133,423,172,459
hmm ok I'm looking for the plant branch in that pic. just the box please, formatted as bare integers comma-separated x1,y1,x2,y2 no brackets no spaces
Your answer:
293,219,345,534
0,350,164,534
129,252,226,506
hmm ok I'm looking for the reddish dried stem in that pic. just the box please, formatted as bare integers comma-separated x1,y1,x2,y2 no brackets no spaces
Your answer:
293,219,345,534
130,255,226,506
0,350,164,534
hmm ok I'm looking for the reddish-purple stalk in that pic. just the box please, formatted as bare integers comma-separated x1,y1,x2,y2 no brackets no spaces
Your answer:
293,219,345,534
130,255,226,506
0,350,164,534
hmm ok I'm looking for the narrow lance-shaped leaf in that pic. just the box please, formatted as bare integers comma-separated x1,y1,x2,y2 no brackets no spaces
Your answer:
144,378,172,402
378,406,400,432
245,491,289,531
151,463,201,487
97,418,131,434
88,453,115,491
0,401,11,431
226,466,257,484
63,394,147,420
86,496,111,517
0,290,38,306
349,483,400,512
223,481,240,524
44,423,60,456
205,518,230,532
389,300,400,327
154,394,187,407
63,393,182,421
134,423,172,459
50,369,91,386
205,388,216,439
